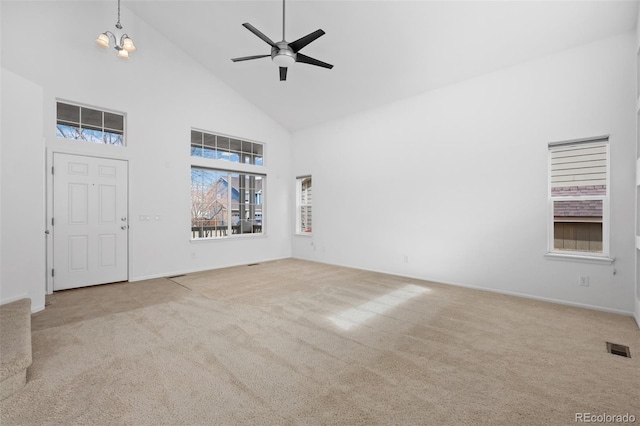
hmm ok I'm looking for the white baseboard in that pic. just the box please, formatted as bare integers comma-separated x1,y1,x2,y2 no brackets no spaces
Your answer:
129,256,289,283
294,257,635,317
0,294,44,314
634,298,640,330
0,294,29,306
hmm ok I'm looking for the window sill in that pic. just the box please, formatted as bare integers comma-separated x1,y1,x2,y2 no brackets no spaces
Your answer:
544,252,615,265
190,233,267,242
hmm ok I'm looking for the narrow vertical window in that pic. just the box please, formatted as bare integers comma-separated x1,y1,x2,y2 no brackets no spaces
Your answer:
549,137,609,256
297,176,312,234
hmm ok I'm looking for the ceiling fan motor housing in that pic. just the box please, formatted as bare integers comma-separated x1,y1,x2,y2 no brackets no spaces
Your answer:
272,43,297,67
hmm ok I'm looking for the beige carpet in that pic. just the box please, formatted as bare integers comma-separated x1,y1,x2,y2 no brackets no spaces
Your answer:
1,259,639,425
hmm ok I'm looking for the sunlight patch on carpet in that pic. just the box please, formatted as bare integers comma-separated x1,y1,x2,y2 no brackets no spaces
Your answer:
329,284,430,331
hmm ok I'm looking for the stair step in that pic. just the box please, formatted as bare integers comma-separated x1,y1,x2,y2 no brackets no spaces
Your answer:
0,298,33,401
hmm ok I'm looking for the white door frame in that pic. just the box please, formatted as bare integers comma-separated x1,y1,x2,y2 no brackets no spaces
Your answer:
45,149,131,294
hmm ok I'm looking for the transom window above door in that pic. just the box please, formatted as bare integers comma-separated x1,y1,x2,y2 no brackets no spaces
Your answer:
56,101,125,146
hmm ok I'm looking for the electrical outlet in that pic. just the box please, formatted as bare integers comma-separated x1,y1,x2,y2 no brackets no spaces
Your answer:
579,276,590,287
403,255,409,263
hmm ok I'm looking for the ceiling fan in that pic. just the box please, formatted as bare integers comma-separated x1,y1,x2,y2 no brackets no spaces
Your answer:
231,0,333,81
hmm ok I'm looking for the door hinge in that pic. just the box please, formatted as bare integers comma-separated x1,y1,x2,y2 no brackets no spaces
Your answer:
51,218,54,226
51,269,55,277
51,166,54,175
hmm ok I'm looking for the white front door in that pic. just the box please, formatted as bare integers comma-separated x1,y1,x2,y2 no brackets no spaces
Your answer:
53,153,128,290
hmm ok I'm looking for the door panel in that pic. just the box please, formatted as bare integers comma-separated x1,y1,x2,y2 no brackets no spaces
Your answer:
69,183,89,224
53,153,128,290
99,234,117,267
99,185,116,223
69,236,88,271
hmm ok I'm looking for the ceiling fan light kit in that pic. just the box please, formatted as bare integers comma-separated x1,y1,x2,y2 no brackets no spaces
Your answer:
231,0,333,81
272,45,296,68
96,0,137,59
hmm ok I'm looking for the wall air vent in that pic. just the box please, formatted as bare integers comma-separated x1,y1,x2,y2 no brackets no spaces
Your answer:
606,342,631,358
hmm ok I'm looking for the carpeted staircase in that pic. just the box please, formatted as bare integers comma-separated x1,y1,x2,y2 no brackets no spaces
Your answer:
0,299,32,401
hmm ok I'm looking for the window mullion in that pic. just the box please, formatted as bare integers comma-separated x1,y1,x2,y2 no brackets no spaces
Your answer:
227,172,232,235
551,195,605,201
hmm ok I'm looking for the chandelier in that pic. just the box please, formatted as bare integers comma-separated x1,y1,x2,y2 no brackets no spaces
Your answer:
95,0,137,59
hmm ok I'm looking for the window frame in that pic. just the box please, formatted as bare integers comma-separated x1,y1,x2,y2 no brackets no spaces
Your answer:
190,129,264,166
296,175,312,235
55,100,126,146
547,136,610,259
190,128,266,241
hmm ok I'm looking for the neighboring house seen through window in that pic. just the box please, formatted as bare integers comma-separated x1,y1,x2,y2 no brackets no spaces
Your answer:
191,168,264,239
296,176,312,234
549,137,609,256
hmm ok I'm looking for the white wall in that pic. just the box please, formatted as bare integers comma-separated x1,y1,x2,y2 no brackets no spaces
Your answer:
292,33,637,315
1,1,292,311
635,1,640,326
0,69,46,312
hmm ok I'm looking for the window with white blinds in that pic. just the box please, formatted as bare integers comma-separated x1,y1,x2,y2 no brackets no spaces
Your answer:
296,176,312,234
56,101,125,146
549,137,609,255
190,130,263,166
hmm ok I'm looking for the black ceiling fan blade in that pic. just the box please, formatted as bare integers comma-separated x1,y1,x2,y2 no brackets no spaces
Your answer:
242,23,277,47
289,29,325,53
280,67,288,81
231,54,270,62
296,53,333,69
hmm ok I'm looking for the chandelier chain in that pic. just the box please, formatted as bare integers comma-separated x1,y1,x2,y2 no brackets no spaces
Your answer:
116,0,122,29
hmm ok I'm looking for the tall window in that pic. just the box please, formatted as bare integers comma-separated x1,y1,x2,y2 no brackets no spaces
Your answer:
56,101,125,146
296,176,312,234
190,130,265,239
549,137,609,256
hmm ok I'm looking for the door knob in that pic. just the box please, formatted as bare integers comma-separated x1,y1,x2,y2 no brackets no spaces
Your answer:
121,225,127,230
121,217,127,221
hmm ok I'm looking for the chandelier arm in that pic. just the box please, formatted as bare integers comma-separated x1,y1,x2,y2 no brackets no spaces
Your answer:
101,31,128,50
102,30,120,49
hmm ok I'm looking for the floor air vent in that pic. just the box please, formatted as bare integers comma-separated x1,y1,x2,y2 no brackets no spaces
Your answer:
606,342,631,358
247,263,260,267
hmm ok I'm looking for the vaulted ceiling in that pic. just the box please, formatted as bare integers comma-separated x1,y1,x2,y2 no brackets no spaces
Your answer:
126,1,638,132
